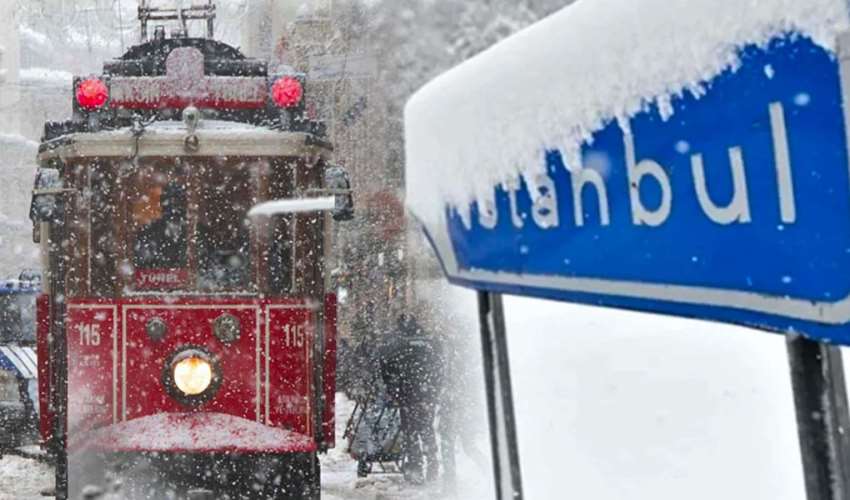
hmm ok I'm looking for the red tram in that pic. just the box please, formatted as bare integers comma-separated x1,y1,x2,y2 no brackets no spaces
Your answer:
28,4,351,498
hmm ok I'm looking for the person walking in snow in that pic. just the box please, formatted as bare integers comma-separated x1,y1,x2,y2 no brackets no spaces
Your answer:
379,311,442,484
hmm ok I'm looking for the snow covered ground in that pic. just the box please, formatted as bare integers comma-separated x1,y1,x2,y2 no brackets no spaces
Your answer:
0,455,53,500
321,391,493,500
0,286,817,499
448,287,807,500
0,392,491,499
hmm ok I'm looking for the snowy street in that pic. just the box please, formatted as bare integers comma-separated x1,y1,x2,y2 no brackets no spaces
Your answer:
499,295,805,499
0,389,490,499
0,455,52,500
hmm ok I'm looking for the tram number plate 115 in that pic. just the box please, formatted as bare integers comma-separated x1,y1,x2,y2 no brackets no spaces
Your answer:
67,305,117,436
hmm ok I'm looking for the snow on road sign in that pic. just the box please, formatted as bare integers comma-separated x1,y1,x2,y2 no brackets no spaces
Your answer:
407,1,850,344
405,0,849,223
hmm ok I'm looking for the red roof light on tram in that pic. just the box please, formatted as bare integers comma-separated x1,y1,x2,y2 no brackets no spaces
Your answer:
271,77,303,108
76,78,109,110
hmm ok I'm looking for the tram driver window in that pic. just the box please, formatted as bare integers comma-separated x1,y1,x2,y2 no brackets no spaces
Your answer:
127,166,189,292
268,215,293,294
132,181,188,270
196,164,253,291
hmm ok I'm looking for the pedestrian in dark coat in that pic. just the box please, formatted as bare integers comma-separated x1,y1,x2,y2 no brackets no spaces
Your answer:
379,312,442,484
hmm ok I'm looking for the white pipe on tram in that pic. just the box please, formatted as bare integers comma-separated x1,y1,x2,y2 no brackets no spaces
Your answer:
248,196,336,217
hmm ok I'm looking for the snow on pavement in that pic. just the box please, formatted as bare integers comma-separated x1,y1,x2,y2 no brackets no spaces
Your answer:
321,392,493,500
445,286,807,499
0,392,491,499
0,454,52,500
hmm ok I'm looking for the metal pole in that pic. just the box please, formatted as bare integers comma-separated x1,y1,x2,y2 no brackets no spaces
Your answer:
477,291,523,500
787,334,850,500
139,0,148,42
49,214,68,499
206,0,215,39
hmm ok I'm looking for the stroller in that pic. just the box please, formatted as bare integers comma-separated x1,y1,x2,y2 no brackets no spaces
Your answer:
344,389,404,477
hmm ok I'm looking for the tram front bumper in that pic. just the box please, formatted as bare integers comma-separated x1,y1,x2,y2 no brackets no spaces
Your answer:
70,412,316,454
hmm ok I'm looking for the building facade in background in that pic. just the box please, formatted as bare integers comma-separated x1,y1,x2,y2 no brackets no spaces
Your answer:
242,0,410,341
0,0,21,135
0,0,41,276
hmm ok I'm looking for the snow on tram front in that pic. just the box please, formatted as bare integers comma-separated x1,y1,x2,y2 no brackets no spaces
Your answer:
28,8,353,498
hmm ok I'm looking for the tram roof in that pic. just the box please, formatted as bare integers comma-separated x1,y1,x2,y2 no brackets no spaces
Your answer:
38,120,332,161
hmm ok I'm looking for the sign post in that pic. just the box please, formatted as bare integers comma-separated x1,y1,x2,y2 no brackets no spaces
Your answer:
477,292,523,500
787,336,850,499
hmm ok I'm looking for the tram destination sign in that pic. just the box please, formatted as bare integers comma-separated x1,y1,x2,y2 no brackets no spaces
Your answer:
424,35,850,345
108,47,268,110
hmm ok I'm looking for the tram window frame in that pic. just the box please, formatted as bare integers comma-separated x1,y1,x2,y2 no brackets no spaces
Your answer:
85,156,304,298
292,159,325,298
66,161,91,298
264,158,297,296
122,159,192,293
89,162,118,297
194,159,258,294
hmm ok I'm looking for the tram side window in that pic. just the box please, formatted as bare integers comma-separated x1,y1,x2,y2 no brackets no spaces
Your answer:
267,161,294,295
196,164,253,291
90,166,117,296
128,166,189,290
268,215,293,294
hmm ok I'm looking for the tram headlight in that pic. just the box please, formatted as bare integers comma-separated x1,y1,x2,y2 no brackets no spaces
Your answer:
164,348,221,405
173,356,213,396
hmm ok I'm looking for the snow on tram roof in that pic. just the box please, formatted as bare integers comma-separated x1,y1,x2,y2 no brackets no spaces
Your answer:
141,119,268,132
404,0,850,224
38,119,331,159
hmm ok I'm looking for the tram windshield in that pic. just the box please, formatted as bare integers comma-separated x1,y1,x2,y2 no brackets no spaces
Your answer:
131,170,188,270
123,159,258,294
196,163,253,291
128,164,191,291
80,156,306,297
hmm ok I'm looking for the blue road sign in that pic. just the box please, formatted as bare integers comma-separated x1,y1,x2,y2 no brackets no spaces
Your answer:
423,34,850,345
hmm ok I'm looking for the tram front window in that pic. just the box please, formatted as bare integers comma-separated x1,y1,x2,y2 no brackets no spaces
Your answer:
120,160,268,294
128,165,189,290
133,182,188,269
196,163,253,292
